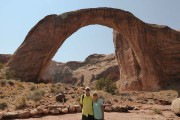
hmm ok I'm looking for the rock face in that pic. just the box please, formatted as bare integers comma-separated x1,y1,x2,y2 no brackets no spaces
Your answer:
42,53,119,84
0,54,11,64
2,8,180,91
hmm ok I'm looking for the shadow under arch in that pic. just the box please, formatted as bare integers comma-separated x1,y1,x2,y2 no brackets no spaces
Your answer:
4,8,180,91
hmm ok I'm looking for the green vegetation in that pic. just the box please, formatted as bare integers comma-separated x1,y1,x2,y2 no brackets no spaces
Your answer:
15,97,27,109
0,102,8,110
95,76,117,95
50,84,64,94
30,85,36,91
153,108,162,115
5,70,15,80
0,80,7,87
28,90,46,102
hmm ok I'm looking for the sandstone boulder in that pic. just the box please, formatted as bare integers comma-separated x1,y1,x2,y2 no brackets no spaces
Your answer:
62,108,68,114
105,106,113,112
171,98,180,115
55,93,65,102
74,105,82,112
50,109,59,115
30,109,41,116
3,111,18,119
68,105,76,113
18,110,30,119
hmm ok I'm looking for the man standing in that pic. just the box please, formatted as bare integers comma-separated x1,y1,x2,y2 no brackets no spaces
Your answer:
80,86,94,120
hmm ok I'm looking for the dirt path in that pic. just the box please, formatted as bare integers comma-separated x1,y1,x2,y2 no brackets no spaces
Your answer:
18,111,179,120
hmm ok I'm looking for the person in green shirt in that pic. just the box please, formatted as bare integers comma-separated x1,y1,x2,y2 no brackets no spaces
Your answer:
80,86,94,120
93,91,104,120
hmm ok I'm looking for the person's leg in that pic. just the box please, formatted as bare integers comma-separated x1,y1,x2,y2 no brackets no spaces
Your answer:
82,115,88,120
88,114,94,120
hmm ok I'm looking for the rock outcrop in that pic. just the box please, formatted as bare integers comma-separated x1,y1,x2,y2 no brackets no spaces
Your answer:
42,54,119,84
0,54,11,64
2,8,180,91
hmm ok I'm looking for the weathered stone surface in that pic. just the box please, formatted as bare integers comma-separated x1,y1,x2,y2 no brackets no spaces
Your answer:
105,106,113,112
55,93,65,102
171,98,180,115
2,8,180,91
68,105,76,113
62,108,68,114
30,109,41,116
0,54,11,64
49,109,59,115
74,105,81,112
3,111,18,119
18,110,30,118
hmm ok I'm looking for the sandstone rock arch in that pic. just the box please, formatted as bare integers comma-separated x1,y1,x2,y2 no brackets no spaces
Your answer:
3,8,180,91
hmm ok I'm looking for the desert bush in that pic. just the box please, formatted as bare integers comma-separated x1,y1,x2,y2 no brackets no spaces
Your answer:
0,102,8,110
28,90,46,102
16,82,25,90
30,85,36,91
7,80,15,86
15,97,27,109
95,76,118,95
0,80,7,87
153,108,162,115
5,70,15,80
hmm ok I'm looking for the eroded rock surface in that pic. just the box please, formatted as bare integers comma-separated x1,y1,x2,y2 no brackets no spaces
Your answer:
2,8,180,91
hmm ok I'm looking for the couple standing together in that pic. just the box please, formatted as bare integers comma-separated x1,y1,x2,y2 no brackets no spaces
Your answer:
80,86,104,120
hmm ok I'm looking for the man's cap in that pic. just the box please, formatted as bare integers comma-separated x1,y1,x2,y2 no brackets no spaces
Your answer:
85,86,91,90
93,91,98,95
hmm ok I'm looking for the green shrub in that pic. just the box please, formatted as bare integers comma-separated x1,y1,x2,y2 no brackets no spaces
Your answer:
15,97,27,109
0,80,7,87
30,85,36,91
95,76,117,95
28,90,45,102
5,70,15,80
0,102,8,110
153,108,162,115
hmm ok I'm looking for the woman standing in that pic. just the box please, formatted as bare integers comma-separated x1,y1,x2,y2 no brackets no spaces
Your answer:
93,91,104,120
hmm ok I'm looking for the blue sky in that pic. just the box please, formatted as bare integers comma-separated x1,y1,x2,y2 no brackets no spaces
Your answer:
0,0,180,62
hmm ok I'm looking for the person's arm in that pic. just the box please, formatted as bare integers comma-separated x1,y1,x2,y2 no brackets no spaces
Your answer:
101,105,104,120
80,95,83,109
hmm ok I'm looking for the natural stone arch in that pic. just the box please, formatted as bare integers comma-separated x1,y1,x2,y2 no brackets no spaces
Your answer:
2,8,180,91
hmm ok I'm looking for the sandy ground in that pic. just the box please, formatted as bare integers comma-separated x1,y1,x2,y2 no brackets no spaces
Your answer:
18,111,179,120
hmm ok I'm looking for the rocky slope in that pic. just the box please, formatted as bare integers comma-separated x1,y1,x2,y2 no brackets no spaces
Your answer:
41,53,119,85
0,53,119,85
0,54,11,64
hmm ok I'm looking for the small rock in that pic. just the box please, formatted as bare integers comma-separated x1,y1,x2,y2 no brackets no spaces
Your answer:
171,98,180,115
3,111,18,119
37,105,46,112
75,105,81,112
126,105,134,110
57,108,62,113
113,99,118,102
50,109,59,115
68,105,75,113
105,106,113,112
134,107,140,110
18,111,30,119
30,109,41,116
42,109,49,115
55,93,66,102
62,108,68,114
112,105,128,112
